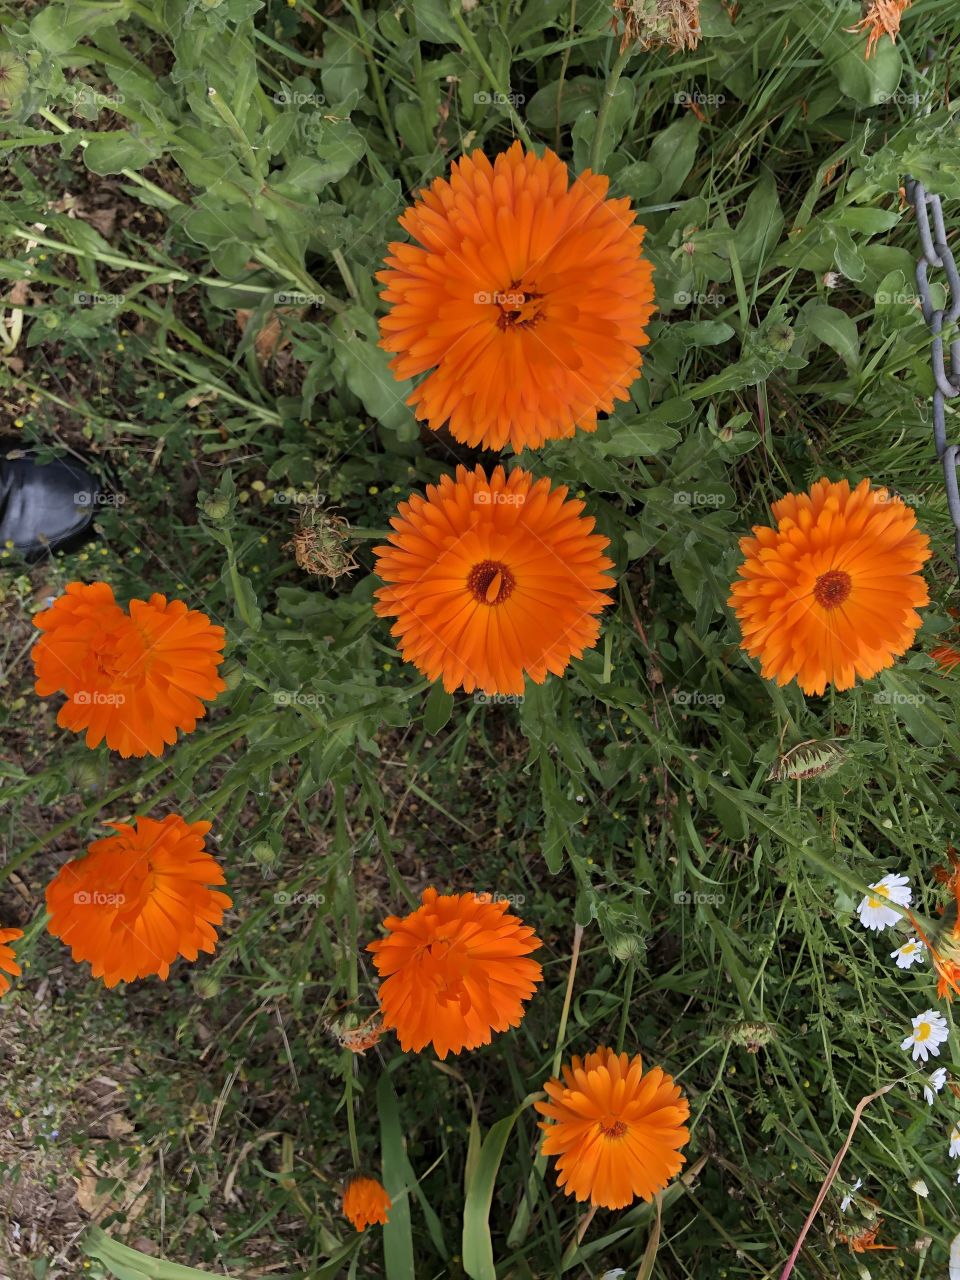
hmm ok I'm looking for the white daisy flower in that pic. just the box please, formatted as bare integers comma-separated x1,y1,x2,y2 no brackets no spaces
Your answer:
910,1177,929,1197
840,1176,862,1212
857,873,912,931
924,1067,948,1105
901,1009,949,1063
950,1125,960,1159
890,937,925,969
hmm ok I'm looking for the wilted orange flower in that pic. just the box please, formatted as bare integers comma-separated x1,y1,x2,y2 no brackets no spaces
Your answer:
536,1047,690,1209
728,478,930,695
838,1219,895,1253
0,927,23,997
847,0,912,57
46,814,231,987
909,852,960,1002
366,887,543,1059
614,0,701,53
378,141,655,452
342,1175,391,1231
931,643,960,673
32,582,227,758
373,465,615,695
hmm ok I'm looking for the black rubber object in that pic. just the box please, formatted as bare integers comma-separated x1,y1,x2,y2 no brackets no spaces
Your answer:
0,440,100,560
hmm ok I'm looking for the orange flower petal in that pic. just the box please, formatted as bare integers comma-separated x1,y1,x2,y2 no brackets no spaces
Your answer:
374,465,615,694
728,478,930,695
367,887,543,1059
378,141,655,452
0,926,24,997
535,1046,690,1209
45,814,231,987
32,582,226,757
341,1175,391,1231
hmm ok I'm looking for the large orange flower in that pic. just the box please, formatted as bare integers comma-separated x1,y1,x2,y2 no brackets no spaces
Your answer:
0,927,23,997
728,478,930,695
373,465,615,695
535,1047,690,1210
341,1175,391,1231
46,814,231,987
378,141,655,452
32,581,226,757
366,887,543,1059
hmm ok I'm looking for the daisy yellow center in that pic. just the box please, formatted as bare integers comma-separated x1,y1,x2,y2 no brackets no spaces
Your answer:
598,1115,628,1140
494,280,544,331
915,1021,932,1042
867,885,890,909
813,568,852,609
468,560,516,606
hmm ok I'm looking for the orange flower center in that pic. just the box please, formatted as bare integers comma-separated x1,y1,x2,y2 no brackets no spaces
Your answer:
94,630,130,680
598,1115,628,1140
494,281,544,331
417,936,470,1007
813,569,852,609
468,560,516,606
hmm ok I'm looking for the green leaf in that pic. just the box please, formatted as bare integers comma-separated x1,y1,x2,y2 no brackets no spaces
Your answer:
411,0,459,42
230,571,262,631
614,160,662,200
671,321,736,348
335,337,416,436
596,421,682,458
282,122,365,191
321,27,368,104
377,1074,416,1280
524,76,600,131
84,1227,216,1278
462,1107,528,1280
875,672,944,747
833,35,903,106
732,171,783,275
30,2,128,54
83,132,164,175
646,118,700,203
394,102,432,156
801,303,860,372
424,683,454,734
831,208,901,235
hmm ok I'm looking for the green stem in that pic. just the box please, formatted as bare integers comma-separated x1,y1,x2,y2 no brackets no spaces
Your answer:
507,922,584,1247
554,0,578,151
336,781,362,1168
616,959,635,1052
590,44,633,172
331,248,361,303
452,9,534,148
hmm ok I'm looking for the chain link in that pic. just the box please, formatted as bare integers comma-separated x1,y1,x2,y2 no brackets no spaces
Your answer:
905,178,960,576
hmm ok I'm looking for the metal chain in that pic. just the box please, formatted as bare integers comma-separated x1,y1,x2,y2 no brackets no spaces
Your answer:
905,178,960,576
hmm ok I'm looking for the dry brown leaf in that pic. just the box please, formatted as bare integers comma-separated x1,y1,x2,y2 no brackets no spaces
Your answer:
235,308,294,365
106,1112,135,1139
85,207,117,238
